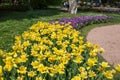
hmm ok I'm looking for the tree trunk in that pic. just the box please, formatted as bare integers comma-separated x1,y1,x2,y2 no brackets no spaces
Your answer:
68,0,78,14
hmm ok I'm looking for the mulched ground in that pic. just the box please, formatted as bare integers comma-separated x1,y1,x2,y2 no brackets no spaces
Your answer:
87,24,120,66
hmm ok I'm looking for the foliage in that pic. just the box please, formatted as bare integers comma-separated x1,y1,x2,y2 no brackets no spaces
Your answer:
0,0,48,10
0,21,120,80
30,0,47,9
46,0,65,5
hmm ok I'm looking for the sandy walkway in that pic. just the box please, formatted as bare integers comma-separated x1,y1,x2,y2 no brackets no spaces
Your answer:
87,24,120,66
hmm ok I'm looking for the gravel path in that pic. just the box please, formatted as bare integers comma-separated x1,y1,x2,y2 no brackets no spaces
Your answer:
87,24,120,66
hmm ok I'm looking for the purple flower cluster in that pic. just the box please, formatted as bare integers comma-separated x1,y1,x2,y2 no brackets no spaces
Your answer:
53,16,112,28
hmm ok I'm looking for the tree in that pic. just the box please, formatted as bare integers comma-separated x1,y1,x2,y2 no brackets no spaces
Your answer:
0,0,1,4
68,0,78,14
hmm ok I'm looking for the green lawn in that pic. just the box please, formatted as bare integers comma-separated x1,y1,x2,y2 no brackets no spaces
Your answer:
0,7,120,79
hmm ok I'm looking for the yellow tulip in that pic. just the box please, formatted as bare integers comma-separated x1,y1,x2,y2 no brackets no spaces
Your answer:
28,71,36,77
103,70,113,79
115,64,120,72
0,66,2,75
100,62,110,68
88,71,96,78
17,66,27,74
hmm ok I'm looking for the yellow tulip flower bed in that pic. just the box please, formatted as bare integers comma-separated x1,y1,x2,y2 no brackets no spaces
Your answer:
0,21,120,80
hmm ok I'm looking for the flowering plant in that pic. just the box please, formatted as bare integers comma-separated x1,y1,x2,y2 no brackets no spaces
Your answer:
0,21,119,80
53,16,112,29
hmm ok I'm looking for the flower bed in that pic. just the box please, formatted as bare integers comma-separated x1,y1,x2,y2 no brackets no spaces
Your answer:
0,21,120,80
102,7,120,13
52,16,112,29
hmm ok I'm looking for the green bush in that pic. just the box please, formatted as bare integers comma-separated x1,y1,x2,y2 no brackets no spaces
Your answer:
46,0,66,6
30,0,47,9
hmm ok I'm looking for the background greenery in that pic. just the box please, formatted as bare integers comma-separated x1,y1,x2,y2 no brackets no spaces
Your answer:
0,0,120,11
